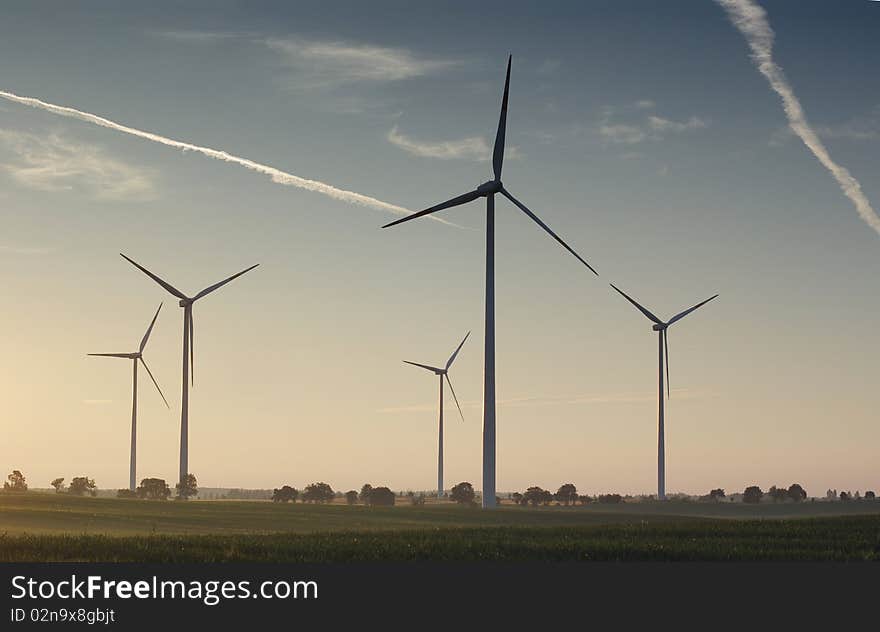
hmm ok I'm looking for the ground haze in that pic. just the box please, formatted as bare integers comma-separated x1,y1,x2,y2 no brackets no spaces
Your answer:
1,494,878,562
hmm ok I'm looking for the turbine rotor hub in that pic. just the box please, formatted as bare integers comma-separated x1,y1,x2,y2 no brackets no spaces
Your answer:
653,323,668,331
477,180,502,196
179,298,194,307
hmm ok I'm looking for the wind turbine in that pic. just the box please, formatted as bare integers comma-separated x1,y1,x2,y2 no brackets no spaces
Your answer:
404,331,470,499
382,56,597,508
88,303,169,491
119,253,259,490
609,283,718,500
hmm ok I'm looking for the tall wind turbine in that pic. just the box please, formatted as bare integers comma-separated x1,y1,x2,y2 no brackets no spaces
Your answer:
120,254,259,490
88,303,169,491
609,283,718,500
404,331,470,499
382,56,597,508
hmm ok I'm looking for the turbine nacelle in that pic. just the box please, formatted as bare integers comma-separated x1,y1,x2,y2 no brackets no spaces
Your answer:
179,298,194,307
652,323,668,332
477,180,503,196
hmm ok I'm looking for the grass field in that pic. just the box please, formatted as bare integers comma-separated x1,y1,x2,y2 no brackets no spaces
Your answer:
1,493,879,561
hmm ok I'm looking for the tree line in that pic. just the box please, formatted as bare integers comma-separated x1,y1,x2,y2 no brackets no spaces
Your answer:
5,470,877,505
1,470,198,500
271,482,480,506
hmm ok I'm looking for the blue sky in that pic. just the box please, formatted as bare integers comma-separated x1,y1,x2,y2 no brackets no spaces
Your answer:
0,1,878,495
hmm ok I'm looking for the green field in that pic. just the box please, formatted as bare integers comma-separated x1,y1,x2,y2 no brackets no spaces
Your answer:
1,493,879,561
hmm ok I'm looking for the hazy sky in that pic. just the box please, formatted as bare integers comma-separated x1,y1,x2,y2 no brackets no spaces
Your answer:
1,1,878,496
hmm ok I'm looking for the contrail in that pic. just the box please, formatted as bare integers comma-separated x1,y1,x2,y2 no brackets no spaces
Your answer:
0,89,414,218
715,0,880,235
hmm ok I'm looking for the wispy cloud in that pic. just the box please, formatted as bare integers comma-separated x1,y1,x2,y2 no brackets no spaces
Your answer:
0,89,423,221
150,29,244,43
716,0,880,235
151,30,455,90
266,38,454,84
599,109,708,145
648,115,707,133
772,106,880,144
387,125,521,162
0,130,155,200
599,123,646,145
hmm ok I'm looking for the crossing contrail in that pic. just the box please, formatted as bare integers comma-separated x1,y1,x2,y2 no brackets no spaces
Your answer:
715,0,880,235
0,88,415,218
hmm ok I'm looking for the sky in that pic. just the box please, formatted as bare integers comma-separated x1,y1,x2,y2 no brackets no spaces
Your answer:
1,0,878,496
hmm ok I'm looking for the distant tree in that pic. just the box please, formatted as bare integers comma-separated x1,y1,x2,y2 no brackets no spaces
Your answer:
302,482,335,503
137,478,171,500
68,476,97,496
826,489,837,500
50,477,65,493
117,489,138,499
556,483,578,506
4,470,27,492
743,486,763,504
540,489,554,505
578,495,592,505
598,494,623,504
839,491,850,501
865,491,875,500
768,486,788,503
359,484,373,504
272,485,299,503
450,482,476,505
410,493,426,506
367,486,396,506
511,492,523,506
709,488,725,502
345,490,359,505
523,486,547,507
175,473,198,500
787,484,807,502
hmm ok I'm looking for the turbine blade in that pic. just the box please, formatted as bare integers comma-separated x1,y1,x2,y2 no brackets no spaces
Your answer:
664,329,670,399
193,264,259,301
501,187,598,275
403,360,442,373
667,294,719,325
381,190,481,229
492,55,512,181
87,353,131,358
445,331,471,370
120,254,187,300
609,283,663,325
189,309,194,387
139,302,163,353
445,373,465,422
140,357,169,408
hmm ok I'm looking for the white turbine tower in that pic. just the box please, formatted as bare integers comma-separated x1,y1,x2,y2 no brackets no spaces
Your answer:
609,283,718,500
120,254,259,491
404,331,470,499
382,56,597,508
88,303,169,491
